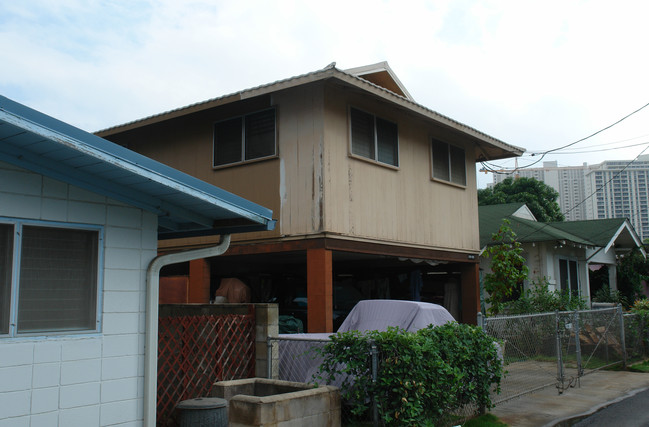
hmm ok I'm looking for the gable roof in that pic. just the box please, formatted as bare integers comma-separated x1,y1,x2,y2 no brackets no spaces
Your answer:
0,95,275,239
549,218,644,253
343,61,414,101
479,203,644,256
96,62,524,162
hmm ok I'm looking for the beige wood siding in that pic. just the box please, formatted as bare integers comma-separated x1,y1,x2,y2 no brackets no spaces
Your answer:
272,84,326,237
322,85,480,252
102,82,481,252
101,98,282,243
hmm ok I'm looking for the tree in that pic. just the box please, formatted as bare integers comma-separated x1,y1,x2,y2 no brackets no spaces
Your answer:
616,247,649,308
483,219,529,315
478,177,565,222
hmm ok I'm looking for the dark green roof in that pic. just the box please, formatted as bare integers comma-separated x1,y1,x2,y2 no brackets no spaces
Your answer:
479,204,641,251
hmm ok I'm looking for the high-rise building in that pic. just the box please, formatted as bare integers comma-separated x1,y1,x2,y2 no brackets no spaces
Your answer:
491,157,649,241
584,157,649,241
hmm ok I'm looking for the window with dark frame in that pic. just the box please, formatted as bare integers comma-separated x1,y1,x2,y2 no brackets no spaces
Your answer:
350,107,399,167
431,139,466,186
0,222,99,336
213,108,276,167
0,224,13,335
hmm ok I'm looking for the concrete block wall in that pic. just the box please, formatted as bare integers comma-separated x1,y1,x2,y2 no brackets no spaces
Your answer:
254,304,278,378
0,162,156,426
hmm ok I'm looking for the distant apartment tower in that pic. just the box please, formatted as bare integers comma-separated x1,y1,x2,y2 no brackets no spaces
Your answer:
492,161,589,221
584,156,649,241
492,157,649,241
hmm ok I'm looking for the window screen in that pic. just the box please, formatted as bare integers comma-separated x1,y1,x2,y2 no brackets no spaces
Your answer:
350,108,398,166
432,140,466,186
350,108,375,159
0,224,13,334
432,140,450,181
376,118,398,166
245,109,276,160
17,226,98,333
214,109,277,167
214,117,243,166
450,145,466,186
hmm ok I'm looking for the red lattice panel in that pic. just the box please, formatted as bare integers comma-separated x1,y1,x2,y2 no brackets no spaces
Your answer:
157,308,255,425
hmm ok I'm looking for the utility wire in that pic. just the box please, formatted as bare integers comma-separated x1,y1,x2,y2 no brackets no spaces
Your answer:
487,101,649,173
513,144,649,242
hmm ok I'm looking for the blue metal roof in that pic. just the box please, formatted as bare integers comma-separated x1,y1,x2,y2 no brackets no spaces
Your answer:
0,95,275,239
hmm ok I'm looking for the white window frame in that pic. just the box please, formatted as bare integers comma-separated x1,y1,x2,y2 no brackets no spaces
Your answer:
558,257,580,295
348,106,400,168
431,139,467,187
212,107,277,168
0,218,103,338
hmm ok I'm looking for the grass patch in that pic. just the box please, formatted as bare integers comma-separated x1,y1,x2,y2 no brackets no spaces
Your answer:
628,359,649,373
463,413,509,427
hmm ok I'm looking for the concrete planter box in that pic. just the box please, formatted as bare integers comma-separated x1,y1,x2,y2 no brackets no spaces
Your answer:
211,378,340,427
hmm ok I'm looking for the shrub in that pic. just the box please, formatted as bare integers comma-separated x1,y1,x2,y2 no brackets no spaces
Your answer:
592,285,628,307
316,323,502,426
483,220,528,315
505,278,588,314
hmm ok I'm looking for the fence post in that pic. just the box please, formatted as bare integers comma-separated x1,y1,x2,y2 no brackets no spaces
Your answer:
556,311,564,393
573,310,582,381
477,312,484,329
370,340,379,427
267,336,273,379
618,304,627,369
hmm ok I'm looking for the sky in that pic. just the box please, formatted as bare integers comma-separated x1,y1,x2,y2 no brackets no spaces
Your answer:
2,0,649,188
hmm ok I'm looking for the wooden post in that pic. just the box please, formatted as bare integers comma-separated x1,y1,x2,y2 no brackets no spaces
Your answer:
460,262,480,325
188,258,211,303
307,248,333,332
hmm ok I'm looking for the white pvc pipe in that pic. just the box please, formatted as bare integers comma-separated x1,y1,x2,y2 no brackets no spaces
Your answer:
143,234,231,427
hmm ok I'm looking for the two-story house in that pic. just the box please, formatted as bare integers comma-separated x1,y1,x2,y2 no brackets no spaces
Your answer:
98,62,524,331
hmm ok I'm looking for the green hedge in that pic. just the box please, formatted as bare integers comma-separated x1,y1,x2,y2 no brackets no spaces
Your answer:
316,322,502,426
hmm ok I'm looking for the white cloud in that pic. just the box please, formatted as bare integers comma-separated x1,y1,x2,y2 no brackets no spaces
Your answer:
2,0,649,187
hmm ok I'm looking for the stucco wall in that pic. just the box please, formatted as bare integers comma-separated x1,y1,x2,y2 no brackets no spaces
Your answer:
0,161,156,426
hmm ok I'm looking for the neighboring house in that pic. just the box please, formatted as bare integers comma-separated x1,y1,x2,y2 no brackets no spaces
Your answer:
0,95,274,426
97,61,524,329
479,203,645,304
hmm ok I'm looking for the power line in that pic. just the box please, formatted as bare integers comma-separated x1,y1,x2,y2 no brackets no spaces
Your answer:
514,144,649,242
488,101,649,173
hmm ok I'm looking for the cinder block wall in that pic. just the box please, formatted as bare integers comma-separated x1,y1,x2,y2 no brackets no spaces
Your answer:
0,161,156,426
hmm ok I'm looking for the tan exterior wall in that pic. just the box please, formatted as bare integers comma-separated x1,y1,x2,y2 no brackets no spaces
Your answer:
102,82,481,253
321,84,480,252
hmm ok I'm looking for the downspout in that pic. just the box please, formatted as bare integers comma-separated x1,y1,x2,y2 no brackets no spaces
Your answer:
143,234,231,427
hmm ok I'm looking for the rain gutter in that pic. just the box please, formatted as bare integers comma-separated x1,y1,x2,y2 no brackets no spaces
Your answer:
143,234,231,427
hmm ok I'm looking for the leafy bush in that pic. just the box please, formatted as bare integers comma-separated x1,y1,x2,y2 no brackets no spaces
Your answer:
316,323,502,426
505,278,588,314
483,220,528,315
592,285,628,307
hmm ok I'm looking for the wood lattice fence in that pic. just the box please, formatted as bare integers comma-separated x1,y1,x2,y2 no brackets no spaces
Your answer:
157,305,256,425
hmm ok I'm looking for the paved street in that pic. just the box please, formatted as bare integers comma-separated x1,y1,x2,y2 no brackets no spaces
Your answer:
489,370,649,427
572,387,649,427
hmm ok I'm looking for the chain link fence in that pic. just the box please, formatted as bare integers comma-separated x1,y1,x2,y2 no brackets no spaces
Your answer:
268,307,648,425
480,306,648,405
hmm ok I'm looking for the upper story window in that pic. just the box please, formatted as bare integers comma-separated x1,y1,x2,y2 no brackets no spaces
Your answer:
431,139,466,186
0,220,100,337
213,108,277,167
349,107,399,167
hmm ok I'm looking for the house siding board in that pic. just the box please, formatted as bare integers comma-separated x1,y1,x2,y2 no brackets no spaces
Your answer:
0,161,153,426
275,84,324,236
322,86,480,251
104,99,281,243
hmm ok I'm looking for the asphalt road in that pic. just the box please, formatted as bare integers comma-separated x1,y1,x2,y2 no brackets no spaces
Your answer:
572,387,649,426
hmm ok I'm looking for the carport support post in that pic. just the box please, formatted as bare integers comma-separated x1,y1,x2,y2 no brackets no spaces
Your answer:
307,248,333,333
460,262,480,324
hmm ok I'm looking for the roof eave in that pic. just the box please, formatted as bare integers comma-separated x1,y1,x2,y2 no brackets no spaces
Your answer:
96,66,524,160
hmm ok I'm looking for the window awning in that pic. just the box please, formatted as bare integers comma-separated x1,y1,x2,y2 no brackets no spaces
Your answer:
0,95,275,239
